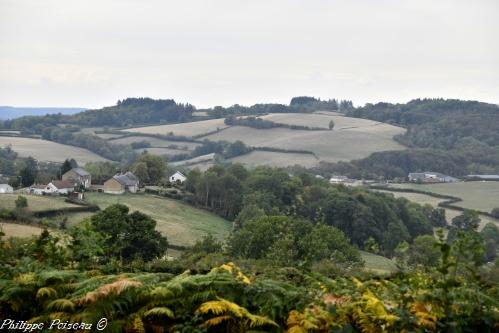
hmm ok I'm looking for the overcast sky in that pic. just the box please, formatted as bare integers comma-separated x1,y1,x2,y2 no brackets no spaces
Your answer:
0,0,498,109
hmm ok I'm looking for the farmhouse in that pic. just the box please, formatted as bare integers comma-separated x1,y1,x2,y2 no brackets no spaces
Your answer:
45,180,75,194
0,184,13,193
170,171,187,184
62,167,92,189
408,172,459,183
103,172,139,194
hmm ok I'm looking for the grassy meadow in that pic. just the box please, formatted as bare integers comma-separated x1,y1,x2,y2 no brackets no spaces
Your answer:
360,250,397,273
0,194,79,211
377,188,499,230
391,182,499,213
0,136,108,164
84,192,232,246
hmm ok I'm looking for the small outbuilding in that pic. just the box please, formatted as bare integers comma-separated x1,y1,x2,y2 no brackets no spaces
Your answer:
170,171,187,184
46,180,75,194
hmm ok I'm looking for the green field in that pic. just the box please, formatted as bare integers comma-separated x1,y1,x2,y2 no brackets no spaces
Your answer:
377,189,499,230
391,182,499,213
0,194,79,211
0,136,108,164
84,193,232,246
360,251,397,273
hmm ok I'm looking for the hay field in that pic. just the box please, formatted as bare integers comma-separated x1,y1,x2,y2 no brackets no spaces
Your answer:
0,194,79,211
0,137,108,164
260,113,384,130
85,193,231,246
205,124,405,163
1,222,43,238
392,182,499,213
111,136,200,150
229,150,319,168
124,119,228,137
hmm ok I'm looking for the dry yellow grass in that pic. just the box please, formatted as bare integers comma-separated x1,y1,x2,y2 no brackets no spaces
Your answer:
124,119,228,137
1,222,43,238
0,137,108,164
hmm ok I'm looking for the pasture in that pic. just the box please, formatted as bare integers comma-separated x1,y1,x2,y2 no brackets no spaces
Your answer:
205,123,405,163
0,136,108,164
84,193,232,246
377,189,499,230
391,182,499,213
229,150,319,168
124,119,228,137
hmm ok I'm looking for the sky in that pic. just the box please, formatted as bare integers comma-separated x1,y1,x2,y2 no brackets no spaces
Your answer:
0,0,498,109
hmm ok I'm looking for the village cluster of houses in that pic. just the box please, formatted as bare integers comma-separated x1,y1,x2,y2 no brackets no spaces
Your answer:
0,168,188,197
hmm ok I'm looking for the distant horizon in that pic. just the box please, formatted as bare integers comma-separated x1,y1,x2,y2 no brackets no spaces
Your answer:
3,95,499,111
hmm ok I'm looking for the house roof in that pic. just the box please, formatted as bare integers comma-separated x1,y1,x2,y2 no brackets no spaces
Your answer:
70,167,90,177
172,171,186,178
113,172,139,186
50,180,75,189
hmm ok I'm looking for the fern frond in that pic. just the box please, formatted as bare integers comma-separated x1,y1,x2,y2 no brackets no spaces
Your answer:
203,315,233,327
36,287,58,299
46,299,75,312
80,278,142,303
144,307,175,318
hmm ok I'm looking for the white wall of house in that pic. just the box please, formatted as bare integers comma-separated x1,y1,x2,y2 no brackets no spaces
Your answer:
46,183,73,194
0,185,13,193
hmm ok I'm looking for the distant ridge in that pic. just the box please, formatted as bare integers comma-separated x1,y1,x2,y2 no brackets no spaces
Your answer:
0,106,86,120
